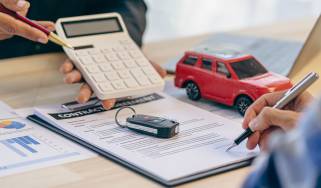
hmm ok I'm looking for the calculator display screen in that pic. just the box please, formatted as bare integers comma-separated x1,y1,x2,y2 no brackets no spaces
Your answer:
62,17,123,38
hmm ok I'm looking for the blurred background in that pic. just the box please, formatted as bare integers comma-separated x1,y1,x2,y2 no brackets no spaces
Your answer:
143,0,321,42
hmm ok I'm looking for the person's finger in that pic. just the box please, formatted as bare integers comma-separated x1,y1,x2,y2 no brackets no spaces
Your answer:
286,91,313,112
242,91,286,129
76,83,92,104
36,21,55,32
258,127,280,151
60,59,74,74
249,107,300,132
64,70,82,84
246,131,260,150
0,13,48,43
0,33,11,40
101,99,116,110
0,0,30,12
150,61,167,78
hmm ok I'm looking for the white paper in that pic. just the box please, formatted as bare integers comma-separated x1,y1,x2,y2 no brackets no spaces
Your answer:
0,103,95,177
34,93,259,182
164,81,244,123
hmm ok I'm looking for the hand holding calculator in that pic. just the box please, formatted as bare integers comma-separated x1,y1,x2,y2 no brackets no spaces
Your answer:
56,13,164,100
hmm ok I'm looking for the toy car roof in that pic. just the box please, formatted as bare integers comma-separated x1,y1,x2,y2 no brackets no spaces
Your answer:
188,48,251,60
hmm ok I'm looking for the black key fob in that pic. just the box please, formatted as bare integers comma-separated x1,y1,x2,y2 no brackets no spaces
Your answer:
126,114,179,138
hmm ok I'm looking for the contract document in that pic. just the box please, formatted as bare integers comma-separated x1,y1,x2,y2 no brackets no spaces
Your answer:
32,93,259,186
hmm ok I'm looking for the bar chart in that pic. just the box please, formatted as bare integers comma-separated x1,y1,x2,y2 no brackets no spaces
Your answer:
0,136,40,157
0,105,93,177
0,133,84,174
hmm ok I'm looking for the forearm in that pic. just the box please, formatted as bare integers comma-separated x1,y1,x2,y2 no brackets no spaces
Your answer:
243,96,321,188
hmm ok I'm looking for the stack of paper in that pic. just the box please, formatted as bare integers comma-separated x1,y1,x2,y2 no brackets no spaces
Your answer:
32,93,259,186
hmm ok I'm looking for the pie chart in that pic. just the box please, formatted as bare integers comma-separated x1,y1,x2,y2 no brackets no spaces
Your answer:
0,120,25,129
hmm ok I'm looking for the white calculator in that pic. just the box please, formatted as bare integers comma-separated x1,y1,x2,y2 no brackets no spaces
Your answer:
56,13,164,100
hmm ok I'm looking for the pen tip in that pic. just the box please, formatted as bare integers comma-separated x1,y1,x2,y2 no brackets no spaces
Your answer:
66,45,74,50
225,143,237,152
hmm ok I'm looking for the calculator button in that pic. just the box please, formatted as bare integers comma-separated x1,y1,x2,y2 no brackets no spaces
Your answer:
92,74,106,82
105,72,120,81
142,67,156,75
118,70,132,79
129,51,142,58
112,46,124,52
99,83,114,92
99,64,113,72
149,75,163,84
135,59,150,67
88,49,100,55
101,48,112,54
131,68,144,78
123,59,137,68
86,65,100,73
112,80,126,90
75,51,88,56
93,55,106,63
124,78,139,88
80,56,94,65
111,61,125,70
117,52,130,60
105,53,119,61
137,77,151,86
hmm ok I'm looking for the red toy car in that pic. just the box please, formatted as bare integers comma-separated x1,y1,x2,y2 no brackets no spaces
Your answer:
174,50,292,115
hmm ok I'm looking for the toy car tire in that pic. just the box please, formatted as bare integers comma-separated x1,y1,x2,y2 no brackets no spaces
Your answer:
186,82,201,100
235,96,253,116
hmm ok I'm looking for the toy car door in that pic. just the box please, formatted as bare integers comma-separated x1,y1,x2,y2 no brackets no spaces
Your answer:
196,58,216,97
212,62,235,102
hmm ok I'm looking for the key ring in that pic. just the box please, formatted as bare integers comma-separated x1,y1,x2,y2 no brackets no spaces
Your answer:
115,106,136,128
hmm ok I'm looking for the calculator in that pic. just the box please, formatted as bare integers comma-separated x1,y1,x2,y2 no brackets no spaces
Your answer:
55,13,164,100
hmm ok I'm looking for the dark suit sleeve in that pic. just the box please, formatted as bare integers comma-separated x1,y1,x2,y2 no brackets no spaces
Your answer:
0,0,147,59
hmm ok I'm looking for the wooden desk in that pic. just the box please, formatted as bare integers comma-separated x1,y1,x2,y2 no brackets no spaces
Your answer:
0,18,320,188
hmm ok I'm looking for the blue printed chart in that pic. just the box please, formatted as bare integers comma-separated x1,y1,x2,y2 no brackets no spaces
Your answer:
0,120,25,130
0,104,93,176
0,133,83,173
0,120,92,176
1,136,40,157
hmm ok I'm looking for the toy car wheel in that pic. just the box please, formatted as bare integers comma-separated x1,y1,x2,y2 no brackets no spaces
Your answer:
235,96,253,116
186,82,201,100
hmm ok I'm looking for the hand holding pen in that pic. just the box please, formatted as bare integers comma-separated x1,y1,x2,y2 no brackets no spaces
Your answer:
0,0,72,48
242,90,313,151
0,0,54,43
227,72,319,151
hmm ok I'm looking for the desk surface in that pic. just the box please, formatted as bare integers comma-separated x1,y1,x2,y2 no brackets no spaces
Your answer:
0,18,320,188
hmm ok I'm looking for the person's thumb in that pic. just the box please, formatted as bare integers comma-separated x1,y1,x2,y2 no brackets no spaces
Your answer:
249,107,299,132
0,0,30,12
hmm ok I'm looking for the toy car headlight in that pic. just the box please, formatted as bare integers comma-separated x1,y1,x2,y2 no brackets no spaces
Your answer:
267,87,276,92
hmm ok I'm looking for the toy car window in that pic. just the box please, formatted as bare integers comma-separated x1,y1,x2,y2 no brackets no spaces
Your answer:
201,59,212,70
217,62,230,75
183,56,198,66
230,58,268,79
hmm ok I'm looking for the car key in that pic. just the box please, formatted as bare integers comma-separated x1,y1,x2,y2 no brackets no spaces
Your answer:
115,107,179,138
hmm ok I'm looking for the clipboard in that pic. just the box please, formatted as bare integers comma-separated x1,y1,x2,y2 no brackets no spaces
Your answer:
27,114,254,187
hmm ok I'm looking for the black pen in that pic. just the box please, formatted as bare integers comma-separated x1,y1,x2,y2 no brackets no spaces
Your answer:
226,72,319,152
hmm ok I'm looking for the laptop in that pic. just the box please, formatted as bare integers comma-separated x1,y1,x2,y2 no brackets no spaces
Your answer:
288,15,321,77
164,15,321,77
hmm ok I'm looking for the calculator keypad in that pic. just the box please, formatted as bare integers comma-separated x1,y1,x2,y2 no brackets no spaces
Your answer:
71,40,163,98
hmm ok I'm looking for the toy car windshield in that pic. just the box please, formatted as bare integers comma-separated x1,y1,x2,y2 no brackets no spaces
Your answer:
230,58,268,79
